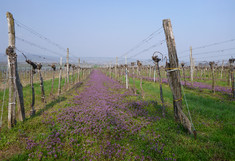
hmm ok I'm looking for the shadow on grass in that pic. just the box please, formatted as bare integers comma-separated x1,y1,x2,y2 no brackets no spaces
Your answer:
27,96,67,121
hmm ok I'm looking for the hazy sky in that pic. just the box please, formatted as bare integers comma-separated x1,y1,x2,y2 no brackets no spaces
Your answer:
0,0,234,64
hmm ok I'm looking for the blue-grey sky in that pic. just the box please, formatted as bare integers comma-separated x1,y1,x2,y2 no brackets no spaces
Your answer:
0,0,234,64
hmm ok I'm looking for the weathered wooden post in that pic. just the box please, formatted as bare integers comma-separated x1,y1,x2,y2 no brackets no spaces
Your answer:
149,65,151,78
131,62,136,94
26,60,37,115
125,56,129,89
66,48,69,85
137,60,145,99
36,63,46,103
181,63,186,86
153,65,156,82
209,62,215,94
190,46,194,86
6,47,17,128
163,19,193,134
58,57,62,95
109,63,112,78
229,58,235,98
78,58,80,82
49,64,56,95
152,52,165,117
115,57,118,80
221,60,224,79
63,64,67,89
6,12,25,127
71,64,75,85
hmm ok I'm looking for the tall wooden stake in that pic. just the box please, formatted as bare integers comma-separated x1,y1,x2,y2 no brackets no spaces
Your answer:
78,58,80,82
221,60,224,79
66,48,69,85
37,63,46,103
153,55,165,117
229,58,235,98
115,57,118,80
6,12,25,128
49,64,56,96
125,56,128,89
26,60,37,115
190,46,194,86
209,62,215,94
58,57,62,95
6,47,16,128
137,60,145,99
153,65,156,82
181,63,186,86
163,19,193,134
131,62,136,94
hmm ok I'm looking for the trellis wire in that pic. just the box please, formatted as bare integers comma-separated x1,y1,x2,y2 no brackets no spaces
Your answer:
0,65,9,129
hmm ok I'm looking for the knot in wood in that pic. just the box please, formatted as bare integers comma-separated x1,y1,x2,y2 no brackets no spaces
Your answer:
51,64,56,71
37,63,42,70
181,63,185,67
152,55,161,63
26,59,37,70
137,60,142,66
72,64,75,70
209,61,215,66
6,46,16,57
131,62,135,66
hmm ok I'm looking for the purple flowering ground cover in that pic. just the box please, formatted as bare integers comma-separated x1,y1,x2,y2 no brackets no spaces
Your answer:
142,76,232,94
25,70,176,160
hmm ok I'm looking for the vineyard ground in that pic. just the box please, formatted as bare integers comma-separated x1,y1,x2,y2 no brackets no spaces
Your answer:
0,70,234,160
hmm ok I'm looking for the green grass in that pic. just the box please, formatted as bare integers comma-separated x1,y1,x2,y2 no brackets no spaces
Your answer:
0,70,84,160
0,71,234,160
127,76,235,160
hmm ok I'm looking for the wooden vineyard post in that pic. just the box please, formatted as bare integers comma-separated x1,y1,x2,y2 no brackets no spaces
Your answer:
131,62,136,94
66,48,70,85
115,57,118,80
137,60,145,99
229,58,235,98
36,63,46,103
49,64,56,96
63,64,67,89
125,56,129,89
78,58,80,83
149,65,151,78
122,65,125,84
209,62,215,94
83,68,85,80
221,60,224,79
6,47,17,128
26,60,37,116
163,19,193,134
6,12,17,127
152,53,165,117
117,65,119,81
153,65,156,82
58,57,62,95
6,12,25,127
109,64,111,78
71,64,75,85
190,46,194,86
181,63,186,86
82,68,84,80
